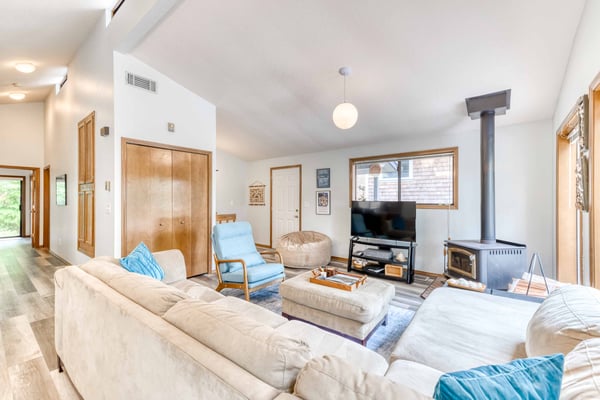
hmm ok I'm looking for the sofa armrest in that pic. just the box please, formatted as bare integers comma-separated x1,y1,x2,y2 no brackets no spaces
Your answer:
153,249,187,283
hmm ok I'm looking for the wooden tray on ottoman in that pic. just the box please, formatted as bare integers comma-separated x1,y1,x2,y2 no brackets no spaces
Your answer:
309,269,367,291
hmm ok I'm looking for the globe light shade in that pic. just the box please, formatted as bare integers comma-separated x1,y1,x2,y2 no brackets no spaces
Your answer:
332,102,358,130
8,92,26,101
15,63,36,73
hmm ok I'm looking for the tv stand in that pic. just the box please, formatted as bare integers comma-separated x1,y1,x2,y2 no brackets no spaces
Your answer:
347,237,416,284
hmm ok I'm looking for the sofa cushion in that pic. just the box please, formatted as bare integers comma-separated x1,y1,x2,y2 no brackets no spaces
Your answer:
81,260,189,316
433,354,564,400
386,360,443,397
120,242,165,280
275,320,388,375
213,296,288,328
163,300,312,390
391,287,539,372
293,355,432,400
526,285,600,357
170,279,225,302
561,338,600,399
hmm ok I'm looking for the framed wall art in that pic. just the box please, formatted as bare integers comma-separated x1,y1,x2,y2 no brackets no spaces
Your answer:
249,182,266,206
316,190,330,215
316,168,330,188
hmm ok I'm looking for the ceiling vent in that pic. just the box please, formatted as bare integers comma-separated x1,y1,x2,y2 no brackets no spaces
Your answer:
126,72,156,93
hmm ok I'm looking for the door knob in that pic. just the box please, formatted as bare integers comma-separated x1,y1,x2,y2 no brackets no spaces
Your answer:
180,221,185,224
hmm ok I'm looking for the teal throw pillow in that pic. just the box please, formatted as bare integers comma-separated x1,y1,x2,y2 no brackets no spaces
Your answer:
120,242,165,280
434,353,564,400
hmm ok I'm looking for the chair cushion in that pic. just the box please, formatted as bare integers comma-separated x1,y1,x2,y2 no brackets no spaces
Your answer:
526,285,600,357
212,222,265,273
120,242,165,280
163,300,312,391
433,354,564,400
221,263,284,284
293,355,432,400
561,338,600,399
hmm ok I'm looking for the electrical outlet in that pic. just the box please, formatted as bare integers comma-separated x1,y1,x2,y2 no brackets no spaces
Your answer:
167,122,175,132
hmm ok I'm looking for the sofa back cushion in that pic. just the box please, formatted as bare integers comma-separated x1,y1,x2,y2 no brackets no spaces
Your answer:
293,355,432,400
164,299,312,390
526,285,600,357
561,338,600,399
80,260,189,316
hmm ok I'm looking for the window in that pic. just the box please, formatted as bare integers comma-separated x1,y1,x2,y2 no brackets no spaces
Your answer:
350,147,458,209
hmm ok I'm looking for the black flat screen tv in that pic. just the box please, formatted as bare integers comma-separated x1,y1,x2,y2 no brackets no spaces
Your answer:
351,201,416,242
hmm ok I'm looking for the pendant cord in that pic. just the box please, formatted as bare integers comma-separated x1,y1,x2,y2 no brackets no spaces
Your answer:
343,75,347,103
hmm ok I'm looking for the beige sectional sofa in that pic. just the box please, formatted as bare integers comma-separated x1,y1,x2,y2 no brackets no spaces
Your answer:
54,250,429,400
55,249,600,399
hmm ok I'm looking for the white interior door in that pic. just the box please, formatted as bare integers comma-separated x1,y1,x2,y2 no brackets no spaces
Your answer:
271,166,300,247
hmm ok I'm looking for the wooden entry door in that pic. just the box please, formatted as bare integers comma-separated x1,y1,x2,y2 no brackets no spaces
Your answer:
271,165,301,247
122,139,211,277
78,112,95,257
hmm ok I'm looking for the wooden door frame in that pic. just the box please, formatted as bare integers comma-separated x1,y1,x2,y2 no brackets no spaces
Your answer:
0,165,40,247
269,164,302,248
43,166,50,249
590,72,600,287
121,137,213,269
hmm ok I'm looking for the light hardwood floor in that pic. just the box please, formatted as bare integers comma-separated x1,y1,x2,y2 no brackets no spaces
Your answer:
0,238,80,400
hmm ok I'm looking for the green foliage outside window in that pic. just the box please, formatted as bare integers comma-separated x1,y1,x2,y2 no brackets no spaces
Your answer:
0,179,21,237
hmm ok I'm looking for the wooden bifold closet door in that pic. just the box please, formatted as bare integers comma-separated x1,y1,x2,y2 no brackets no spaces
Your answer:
123,140,211,277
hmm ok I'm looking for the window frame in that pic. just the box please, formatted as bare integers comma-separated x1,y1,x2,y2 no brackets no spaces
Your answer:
348,147,458,210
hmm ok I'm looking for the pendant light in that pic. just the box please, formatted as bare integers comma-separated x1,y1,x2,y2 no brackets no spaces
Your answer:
332,66,358,129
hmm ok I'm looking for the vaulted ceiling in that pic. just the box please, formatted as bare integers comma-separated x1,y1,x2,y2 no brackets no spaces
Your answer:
0,1,586,161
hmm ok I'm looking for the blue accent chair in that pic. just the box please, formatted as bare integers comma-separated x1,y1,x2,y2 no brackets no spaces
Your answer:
212,221,285,301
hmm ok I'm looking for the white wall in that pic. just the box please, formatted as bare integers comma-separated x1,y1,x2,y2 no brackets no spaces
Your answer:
552,0,600,283
113,52,217,255
0,103,45,239
215,150,249,221
45,15,115,265
554,0,600,127
240,119,553,275
0,103,45,167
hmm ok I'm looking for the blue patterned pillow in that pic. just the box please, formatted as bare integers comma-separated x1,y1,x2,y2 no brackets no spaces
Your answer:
434,354,564,400
120,242,165,280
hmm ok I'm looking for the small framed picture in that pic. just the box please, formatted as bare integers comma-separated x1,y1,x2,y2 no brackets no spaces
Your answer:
316,190,331,215
316,168,330,188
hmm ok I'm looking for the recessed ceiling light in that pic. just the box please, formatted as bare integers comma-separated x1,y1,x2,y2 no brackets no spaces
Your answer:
15,63,36,73
9,92,26,101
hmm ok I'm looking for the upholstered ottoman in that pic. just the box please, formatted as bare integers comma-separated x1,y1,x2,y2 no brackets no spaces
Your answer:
279,270,395,345
276,231,331,269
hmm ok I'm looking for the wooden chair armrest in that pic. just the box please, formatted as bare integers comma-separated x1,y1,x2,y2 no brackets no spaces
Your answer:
259,249,283,264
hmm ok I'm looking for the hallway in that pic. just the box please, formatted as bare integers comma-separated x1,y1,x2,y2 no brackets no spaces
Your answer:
0,238,79,399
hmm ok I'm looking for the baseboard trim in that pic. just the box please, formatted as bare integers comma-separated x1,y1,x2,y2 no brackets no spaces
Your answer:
414,270,444,278
331,256,347,263
49,251,71,266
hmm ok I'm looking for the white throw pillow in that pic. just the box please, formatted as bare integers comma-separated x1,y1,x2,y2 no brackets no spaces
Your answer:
526,285,600,357
561,338,600,399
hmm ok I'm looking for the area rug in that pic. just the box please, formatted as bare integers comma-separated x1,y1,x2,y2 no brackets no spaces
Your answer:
420,276,446,299
220,285,415,360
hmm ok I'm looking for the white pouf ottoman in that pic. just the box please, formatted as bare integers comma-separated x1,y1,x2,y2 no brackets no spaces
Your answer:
280,270,395,345
276,231,332,269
